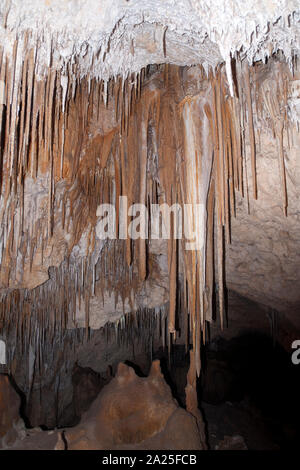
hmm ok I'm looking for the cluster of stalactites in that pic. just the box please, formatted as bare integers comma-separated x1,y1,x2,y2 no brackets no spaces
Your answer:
0,50,296,380
0,37,153,287
0,271,168,398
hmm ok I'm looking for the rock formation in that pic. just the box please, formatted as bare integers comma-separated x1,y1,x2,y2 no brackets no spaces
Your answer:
56,360,204,450
0,0,299,450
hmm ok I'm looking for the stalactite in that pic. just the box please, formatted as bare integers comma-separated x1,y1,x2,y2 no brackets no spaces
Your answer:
138,114,148,281
278,123,288,216
260,64,289,216
204,168,215,323
243,61,258,200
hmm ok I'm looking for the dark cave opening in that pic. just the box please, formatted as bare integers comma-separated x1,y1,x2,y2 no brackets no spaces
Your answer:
200,333,300,449
151,333,300,449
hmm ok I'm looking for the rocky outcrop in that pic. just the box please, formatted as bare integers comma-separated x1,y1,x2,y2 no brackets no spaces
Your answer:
56,360,203,450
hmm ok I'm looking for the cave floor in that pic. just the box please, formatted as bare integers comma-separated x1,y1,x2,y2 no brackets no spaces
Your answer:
5,427,59,450
5,398,289,450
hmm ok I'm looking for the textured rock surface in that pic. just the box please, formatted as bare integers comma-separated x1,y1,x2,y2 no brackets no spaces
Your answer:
57,360,203,450
0,374,24,448
226,124,300,330
1,1,299,83
72,240,169,330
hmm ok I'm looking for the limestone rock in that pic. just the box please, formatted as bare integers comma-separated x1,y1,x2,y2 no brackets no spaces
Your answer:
58,360,203,450
226,127,300,333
